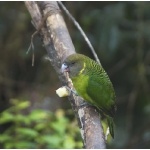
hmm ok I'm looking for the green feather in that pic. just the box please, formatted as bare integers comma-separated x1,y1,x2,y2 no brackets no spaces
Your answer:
107,116,114,138
63,53,116,138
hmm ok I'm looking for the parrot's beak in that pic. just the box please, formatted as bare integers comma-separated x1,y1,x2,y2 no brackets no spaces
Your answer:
61,63,69,73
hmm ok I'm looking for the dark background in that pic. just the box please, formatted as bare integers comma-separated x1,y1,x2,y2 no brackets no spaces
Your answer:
0,1,150,148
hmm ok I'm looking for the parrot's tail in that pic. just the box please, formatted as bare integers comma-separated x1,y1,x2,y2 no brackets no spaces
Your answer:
107,116,114,138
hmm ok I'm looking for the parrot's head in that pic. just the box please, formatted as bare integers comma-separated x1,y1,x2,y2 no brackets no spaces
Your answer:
61,54,85,78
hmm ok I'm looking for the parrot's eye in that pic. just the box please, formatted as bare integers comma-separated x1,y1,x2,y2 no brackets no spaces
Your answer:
71,62,75,65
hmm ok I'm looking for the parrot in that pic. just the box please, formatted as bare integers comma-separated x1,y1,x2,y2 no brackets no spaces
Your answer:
61,53,116,138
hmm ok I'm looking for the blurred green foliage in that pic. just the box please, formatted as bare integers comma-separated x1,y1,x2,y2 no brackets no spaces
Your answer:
0,99,82,148
0,1,150,149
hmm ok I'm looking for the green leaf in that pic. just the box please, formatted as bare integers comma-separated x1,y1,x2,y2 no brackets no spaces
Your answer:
13,114,29,123
11,100,30,110
28,109,50,121
0,111,14,124
16,127,38,138
0,134,11,142
51,117,68,135
5,142,14,149
14,141,36,149
40,135,62,148
34,122,47,131
63,136,76,149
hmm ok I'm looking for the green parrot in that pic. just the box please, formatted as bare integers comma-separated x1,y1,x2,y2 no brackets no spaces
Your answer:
61,53,116,138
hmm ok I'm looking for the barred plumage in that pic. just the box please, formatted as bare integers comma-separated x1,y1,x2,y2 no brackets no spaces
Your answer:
62,53,116,138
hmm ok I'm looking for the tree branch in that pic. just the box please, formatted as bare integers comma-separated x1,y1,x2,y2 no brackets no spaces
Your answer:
24,1,106,148
57,1,101,65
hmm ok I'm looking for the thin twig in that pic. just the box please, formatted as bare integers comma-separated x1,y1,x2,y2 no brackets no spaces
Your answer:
26,12,51,67
58,1,101,65
26,31,37,66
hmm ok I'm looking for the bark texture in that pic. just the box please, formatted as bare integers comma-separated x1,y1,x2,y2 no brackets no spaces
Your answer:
25,1,106,149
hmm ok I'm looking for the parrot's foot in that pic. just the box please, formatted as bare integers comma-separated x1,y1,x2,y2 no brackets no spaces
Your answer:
65,86,78,96
78,102,95,109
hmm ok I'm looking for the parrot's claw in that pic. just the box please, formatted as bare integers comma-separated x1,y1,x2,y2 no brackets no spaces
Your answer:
65,86,78,96
78,102,94,109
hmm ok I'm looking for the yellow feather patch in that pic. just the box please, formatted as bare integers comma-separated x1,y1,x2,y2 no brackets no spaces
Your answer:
79,62,86,75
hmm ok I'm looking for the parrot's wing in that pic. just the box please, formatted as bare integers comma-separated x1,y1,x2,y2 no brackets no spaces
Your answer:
87,74,116,117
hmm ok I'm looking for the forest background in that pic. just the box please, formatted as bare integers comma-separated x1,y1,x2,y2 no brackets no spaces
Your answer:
0,1,150,149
